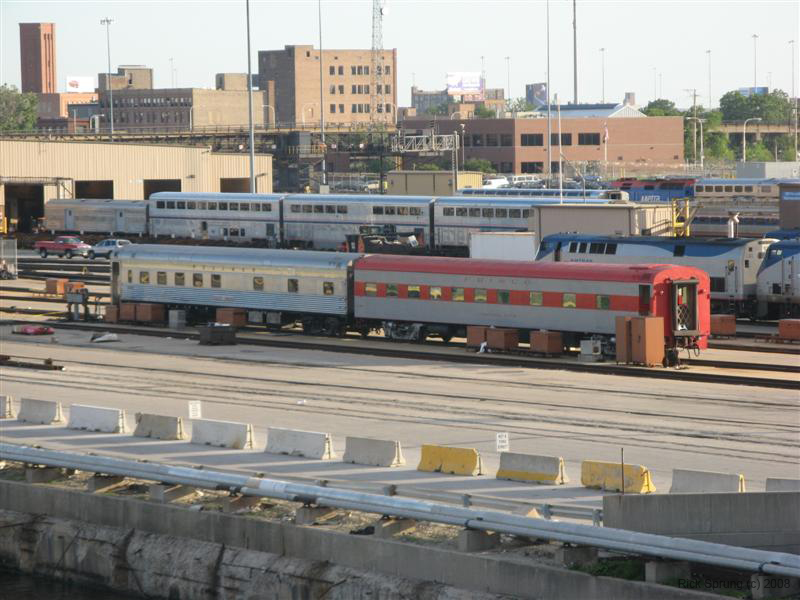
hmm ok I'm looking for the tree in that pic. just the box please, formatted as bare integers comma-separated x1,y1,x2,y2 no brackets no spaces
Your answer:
0,84,37,131
426,103,448,116
474,105,496,119
743,140,774,162
719,89,793,123
463,158,495,173
415,162,443,171
507,98,535,113
643,99,682,117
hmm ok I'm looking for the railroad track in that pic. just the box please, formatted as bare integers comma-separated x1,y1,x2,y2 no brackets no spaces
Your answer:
16,257,111,284
2,318,796,390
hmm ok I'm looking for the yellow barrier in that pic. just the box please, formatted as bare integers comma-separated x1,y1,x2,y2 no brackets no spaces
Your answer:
417,444,483,476
580,460,656,494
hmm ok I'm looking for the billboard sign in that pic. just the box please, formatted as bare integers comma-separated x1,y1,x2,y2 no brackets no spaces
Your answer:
529,82,548,108
446,72,484,99
737,86,769,97
65,76,94,93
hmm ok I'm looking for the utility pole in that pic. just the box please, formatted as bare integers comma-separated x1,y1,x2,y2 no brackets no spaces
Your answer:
599,48,605,103
100,17,114,141
245,0,256,193
684,88,698,164
572,0,577,104
791,40,797,159
706,50,712,108
318,0,326,188
752,34,758,88
546,0,552,180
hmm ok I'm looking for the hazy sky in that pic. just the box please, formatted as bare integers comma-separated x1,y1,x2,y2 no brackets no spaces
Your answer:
1,0,798,109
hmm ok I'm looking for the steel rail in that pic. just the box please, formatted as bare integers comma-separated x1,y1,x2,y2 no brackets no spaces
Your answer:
2,443,798,578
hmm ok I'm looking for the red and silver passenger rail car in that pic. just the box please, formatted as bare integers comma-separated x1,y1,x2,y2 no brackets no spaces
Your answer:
353,256,710,351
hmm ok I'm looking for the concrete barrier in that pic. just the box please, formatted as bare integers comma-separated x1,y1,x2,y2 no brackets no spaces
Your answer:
190,419,254,449
17,398,64,424
581,460,656,493
342,437,405,467
266,427,336,459
133,413,187,441
766,478,800,492
417,445,483,476
669,469,745,493
0,396,14,419
496,452,569,484
67,404,127,433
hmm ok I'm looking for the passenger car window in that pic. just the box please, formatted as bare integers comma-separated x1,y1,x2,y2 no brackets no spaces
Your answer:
509,209,521,218
291,205,301,213
157,272,167,285
365,283,377,296
605,243,617,254
407,285,421,298
529,291,543,306
497,290,510,304
323,282,334,295
175,273,185,286
569,242,578,252
562,293,576,308
211,274,221,288
218,202,228,210
430,287,442,300
139,272,150,284
253,276,264,291
127,270,132,283
456,207,468,217
373,206,384,215
452,287,465,302
288,278,299,293
596,295,610,309
193,273,203,287
474,289,487,302
386,284,398,297
469,208,481,217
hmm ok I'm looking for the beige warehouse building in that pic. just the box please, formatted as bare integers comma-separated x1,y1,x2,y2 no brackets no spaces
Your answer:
0,140,271,232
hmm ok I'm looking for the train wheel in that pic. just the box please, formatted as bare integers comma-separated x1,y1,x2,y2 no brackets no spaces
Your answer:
323,317,340,337
415,326,428,343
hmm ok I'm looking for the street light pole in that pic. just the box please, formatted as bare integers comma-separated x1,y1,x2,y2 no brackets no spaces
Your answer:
599,48,605,103
742,117,762,162
706,50,712,109
546,0,552,180
791,40,797,159
100,17,114,141
752,34,758,88
245,0,256,193
687,117,705,171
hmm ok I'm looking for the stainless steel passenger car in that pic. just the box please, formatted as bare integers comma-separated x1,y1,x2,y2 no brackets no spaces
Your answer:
757,240,800,317
44,199,148,235
148,192,283,244
112,244,362,332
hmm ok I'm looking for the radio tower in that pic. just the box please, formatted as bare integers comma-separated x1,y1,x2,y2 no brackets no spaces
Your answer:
370,0,387,125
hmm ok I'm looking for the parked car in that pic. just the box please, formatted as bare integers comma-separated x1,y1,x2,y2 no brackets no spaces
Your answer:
89,238,131,260
33,236,91,259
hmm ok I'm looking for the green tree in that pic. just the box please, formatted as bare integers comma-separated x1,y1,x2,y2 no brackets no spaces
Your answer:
705,132,734,160
426,103,448,116
415,162,443,171
474,105,496,118
719,90,793,123
0,84,37,131
463,158,495,173
743,140,774,162
643,99,682,117
507,98,535,113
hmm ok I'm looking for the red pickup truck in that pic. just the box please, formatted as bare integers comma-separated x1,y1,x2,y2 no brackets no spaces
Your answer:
34,236,92,259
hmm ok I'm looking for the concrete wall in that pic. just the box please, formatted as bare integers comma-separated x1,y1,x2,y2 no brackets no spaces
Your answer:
0,140,272,197
736,161,800,178
0,480,719,600
603,492,800,553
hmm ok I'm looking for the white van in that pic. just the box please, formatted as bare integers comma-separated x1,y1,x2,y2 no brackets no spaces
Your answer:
481,176,509,189
508,174,541,186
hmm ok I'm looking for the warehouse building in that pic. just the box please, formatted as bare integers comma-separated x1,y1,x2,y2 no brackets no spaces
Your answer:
0,140,271,232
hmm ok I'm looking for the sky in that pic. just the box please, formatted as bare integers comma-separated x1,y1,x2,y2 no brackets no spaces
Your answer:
1,0,798,110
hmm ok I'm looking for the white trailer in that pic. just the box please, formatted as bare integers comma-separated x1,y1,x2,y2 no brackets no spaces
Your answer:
469,231,538,261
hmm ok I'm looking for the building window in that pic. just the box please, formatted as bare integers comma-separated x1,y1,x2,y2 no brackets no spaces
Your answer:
596,295,611,309
365,283,377,296
551,133,572,145
530,291,543,306
288,278,299,293
430,286,442,300
521,133,543,146
253,276,264,291
329,84,336,94
193,273,203,287
139,271,150,284
330,103,336,113
474,289,487,303
339,104,344,113
578,132,601,145
521,162,543,173
323,282,334,295
471,134,483,146
357,66,363,75
562,293,577,308
500,134,513,146
385,84,391,94
385,66,391,74
175,273,185,286
364,66,369,75
211,274,221,288
352,104,357,113
338,84,344,94
452,287,465,302
338,65,344,75
386,284,398,297
486,133,498,146
157,272,167,285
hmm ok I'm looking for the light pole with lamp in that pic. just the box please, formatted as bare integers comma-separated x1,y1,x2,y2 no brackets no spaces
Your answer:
245,0,256,193
752,34,758,87
100,17,114,140
742,117,762,162
317,0,327,189
686,117,705,171
599,48,606,103
791,40,797,159
706,50,712,108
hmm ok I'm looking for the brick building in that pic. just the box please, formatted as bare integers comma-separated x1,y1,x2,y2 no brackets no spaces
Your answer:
98,66,153,91
401,115,685,174
19,23,56,94
258,45,397,126
411,86,505,117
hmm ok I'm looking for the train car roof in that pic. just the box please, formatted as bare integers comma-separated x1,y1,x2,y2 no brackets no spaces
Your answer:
539,233,773,247
150,192,287,201
286,194,434,204
115,244,363,269
355,254,706,284
696,178,796,185
437,196,612,206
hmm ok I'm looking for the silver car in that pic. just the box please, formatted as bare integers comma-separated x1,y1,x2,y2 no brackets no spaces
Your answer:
89,238,131,260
